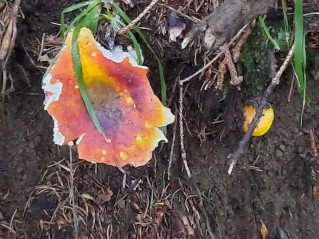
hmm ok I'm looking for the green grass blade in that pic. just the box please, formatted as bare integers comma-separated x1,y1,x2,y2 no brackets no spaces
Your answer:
111,1,167,135
281,0,289,32
60,1,108,139
293,0,306,99
62,1,94,13
100,13,143,65
46,1,102,81
60,0,168,139
127,30,143,65
64,3,101,35
71,26,107,139
79,2,101,33
46,5,92,79
258,16,280,51
132,30,166,106
293,0,306,123
61,1,94,34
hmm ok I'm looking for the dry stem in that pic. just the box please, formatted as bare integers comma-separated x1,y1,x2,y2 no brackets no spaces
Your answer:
0,0,21,65
0,0,22,98
168,112,178,180
192,182,216,239
179,86,191,178
68,145,79,238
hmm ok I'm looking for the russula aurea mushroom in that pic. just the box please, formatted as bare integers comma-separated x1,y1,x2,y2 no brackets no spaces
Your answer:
243,103,274,136
42,27,175,167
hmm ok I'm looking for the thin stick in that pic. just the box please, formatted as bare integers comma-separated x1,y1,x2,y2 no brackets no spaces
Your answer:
179,86,191,178
118,0,159,35
227,44,296,175
168,112,178,180
288,75,295,102
180,51,223,85
1,68,7,94
114,157,127,189
68,145,79,238
158,3,200,23
38,33,46,62
9,209,17,230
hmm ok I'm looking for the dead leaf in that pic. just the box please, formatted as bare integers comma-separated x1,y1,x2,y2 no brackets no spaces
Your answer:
135,213,142,223
117,199,126,209
97,188,113,204
182,216,195,236
0,2,5,11
260,220,268,239
131,201,142,213
154,211,165,225
312,185,317,201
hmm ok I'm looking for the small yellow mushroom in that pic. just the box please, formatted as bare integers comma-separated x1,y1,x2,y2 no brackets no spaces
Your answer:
243,103,274,136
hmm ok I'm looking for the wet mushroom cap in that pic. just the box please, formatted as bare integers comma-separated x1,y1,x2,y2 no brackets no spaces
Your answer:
43,27,175,167
243,104,274,137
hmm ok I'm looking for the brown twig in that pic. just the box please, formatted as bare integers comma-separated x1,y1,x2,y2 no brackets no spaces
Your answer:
220,44,243,90
214,59,227,91
179,23,249,85
231,27,252,62
204,27,251,91
228,44,296,175
309,129,319,158
118,0,159,35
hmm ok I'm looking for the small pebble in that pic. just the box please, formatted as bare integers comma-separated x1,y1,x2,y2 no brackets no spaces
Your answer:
297,146,304,154
35,136,41,144
275,149,283,158
279,144,286,151
117,199,126,209
17,167,23,174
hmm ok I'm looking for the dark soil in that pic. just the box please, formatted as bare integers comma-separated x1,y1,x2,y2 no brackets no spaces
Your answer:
1,1,319,239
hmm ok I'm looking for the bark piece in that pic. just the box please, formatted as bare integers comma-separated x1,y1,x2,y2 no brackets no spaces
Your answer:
182,0,276,51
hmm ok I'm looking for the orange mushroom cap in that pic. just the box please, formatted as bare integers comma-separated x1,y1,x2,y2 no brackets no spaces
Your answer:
42,27,175,167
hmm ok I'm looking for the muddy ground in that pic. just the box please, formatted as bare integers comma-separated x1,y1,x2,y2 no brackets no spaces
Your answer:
1,0,319,239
